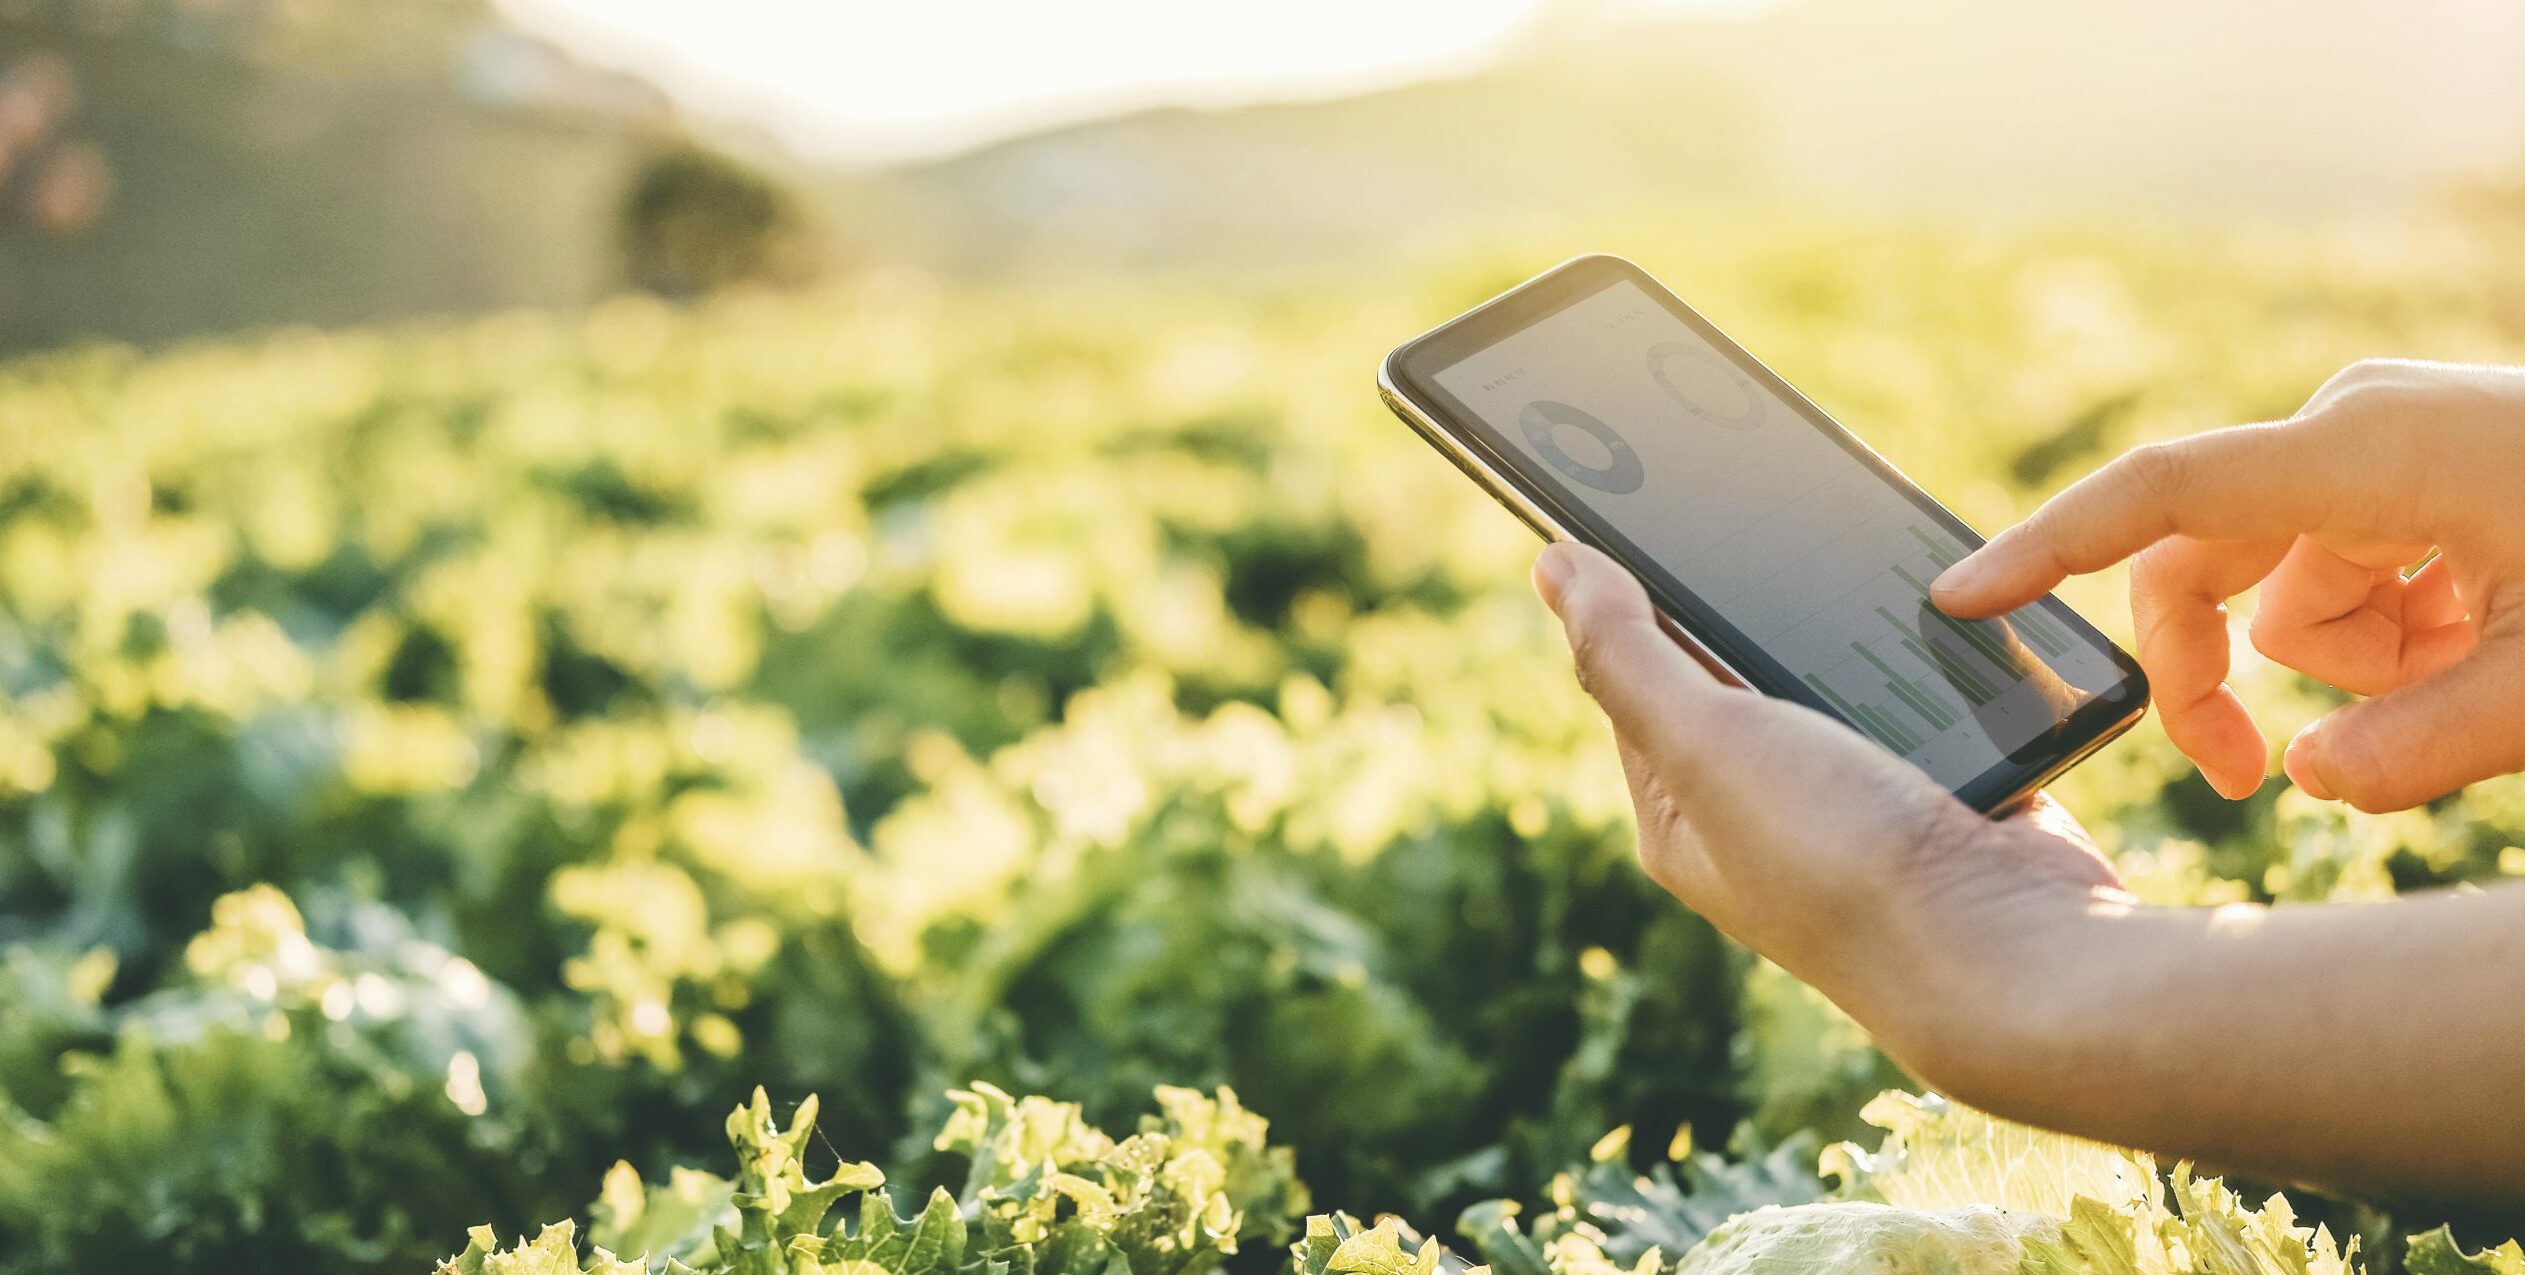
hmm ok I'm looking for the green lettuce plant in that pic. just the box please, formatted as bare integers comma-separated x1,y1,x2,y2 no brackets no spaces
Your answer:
8,224,2525,1275
450,1082,1308,1275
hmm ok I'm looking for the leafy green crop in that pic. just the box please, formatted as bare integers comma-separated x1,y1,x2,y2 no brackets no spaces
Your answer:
5,221,2525,1272
485,1082,2504,1275
1457,1124,1825,1275
1306,1092,2365,1275
1588,1092,2367,1275
2406,1229,2525,1275
448,1082,1306,1275
441,1224,646,1275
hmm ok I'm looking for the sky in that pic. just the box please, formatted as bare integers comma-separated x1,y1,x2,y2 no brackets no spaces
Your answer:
495,0,1774,164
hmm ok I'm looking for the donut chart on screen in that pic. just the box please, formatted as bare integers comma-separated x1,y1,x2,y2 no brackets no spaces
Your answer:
1648,341,1766,431
1518,399,1645,494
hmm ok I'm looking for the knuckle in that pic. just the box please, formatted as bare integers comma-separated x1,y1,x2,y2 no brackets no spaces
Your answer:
2008,504,2073,568
2299,361,2428,433
1568,656,1601,703
2304,381,2394,429
2244,610,2301,663
1629,786,1696,892
2126,541,2189,603
2292,361,2403,434
2335,357,2407,385
1565,624,1613,695
2310,358,2408,405
1561,591,1660,703
2116,440,2192,505
2299,377,2459,497
2128,538,2184,574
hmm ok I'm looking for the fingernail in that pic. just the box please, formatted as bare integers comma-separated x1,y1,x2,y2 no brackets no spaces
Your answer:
1932,553,1989,600
1533,543,1580,611
2284,721,2334,800
2211,766,2264,802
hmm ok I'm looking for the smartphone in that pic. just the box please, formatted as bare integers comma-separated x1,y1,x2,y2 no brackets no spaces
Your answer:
1379,254,2148,814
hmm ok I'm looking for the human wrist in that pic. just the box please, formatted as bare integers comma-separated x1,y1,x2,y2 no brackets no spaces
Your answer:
1853,868,2143,1114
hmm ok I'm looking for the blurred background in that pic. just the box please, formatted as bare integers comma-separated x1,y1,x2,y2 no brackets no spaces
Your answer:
11,0,2525,349
8,2,2525,1272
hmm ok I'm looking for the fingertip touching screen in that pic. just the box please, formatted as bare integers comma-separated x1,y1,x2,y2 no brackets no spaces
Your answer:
1424,274,2135,794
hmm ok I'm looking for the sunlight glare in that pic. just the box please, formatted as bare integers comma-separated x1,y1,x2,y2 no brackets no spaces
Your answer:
504,0,1575,161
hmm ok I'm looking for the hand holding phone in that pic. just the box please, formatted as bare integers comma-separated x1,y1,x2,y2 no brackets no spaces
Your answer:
1381,254,2148,813
1383,258,2146,1114
1526,536,2125,1045
1436,294,2525,1191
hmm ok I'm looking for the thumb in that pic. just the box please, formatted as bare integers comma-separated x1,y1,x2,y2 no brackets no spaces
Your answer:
2285,629,2525,812
1535,542,1959,855
1533,543,1785,821
1533,542,1723,744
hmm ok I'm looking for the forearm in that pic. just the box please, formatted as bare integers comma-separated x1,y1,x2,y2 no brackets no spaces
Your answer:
1895,881,2525,1195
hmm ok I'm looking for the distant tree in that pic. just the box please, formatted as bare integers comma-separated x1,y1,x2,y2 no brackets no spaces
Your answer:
616,144,807,298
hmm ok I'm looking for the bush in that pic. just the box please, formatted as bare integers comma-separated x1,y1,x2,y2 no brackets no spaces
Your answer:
619,146,809,298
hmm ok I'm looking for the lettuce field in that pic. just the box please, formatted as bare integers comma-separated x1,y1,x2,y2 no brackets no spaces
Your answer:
6,223,2525,1273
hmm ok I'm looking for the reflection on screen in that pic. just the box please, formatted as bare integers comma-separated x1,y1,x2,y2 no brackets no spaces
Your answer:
1431,279,2125,789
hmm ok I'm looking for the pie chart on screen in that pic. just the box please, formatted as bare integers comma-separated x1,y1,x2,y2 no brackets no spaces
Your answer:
1649,342,1766,431
1519,399,1644,495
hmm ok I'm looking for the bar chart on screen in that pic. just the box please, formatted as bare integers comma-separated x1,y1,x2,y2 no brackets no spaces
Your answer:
1797,524,2076,753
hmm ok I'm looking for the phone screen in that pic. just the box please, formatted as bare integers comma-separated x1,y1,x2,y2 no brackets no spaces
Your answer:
1425,275,2135,793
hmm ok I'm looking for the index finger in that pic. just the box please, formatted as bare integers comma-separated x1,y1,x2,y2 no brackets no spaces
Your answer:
1931,421,2350,618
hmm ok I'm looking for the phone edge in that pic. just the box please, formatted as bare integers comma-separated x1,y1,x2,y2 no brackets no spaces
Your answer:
1377,359,1756,693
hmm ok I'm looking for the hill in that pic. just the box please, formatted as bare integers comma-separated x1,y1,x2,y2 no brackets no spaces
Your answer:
826,0,2525,278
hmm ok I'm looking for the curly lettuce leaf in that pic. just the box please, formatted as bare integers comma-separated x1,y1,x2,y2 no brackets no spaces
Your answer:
1674,1201,2048,1275
591,1162,737,1271
451,1082,1304,1275
936,1079,1307,1275
1786,1092,2353,1275
1822,1092,2156,1219
1291,1214,1466,1275
2407,1227,2525,1275
437,1221,650,1275
1458,1125,1823,1275
2161,1166,2354,1275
